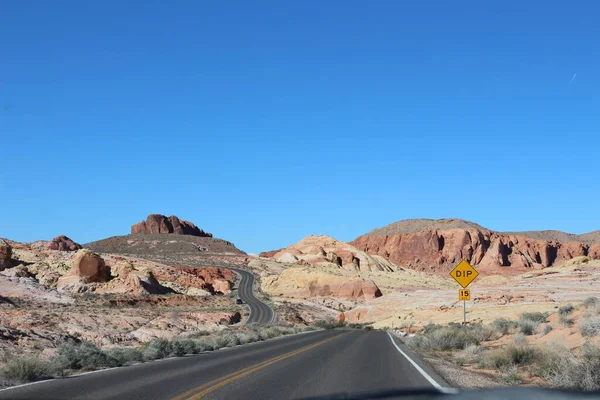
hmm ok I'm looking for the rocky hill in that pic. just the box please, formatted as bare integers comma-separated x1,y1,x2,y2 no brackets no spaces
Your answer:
85,214,245,266
260,235,398,272
131,214,212,237
351,218,600,276
85,234,244,264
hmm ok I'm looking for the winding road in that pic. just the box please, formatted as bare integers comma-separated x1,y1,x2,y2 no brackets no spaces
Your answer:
0,330,450,400
228,267,275,325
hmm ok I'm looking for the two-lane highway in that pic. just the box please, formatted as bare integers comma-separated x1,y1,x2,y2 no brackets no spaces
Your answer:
228,267,274,325
0,330,449,400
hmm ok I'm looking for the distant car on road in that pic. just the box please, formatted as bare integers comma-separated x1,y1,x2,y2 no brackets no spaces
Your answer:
236,298,243,304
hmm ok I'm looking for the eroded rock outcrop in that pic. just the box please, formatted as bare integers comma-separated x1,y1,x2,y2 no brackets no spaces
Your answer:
57,249,107,291
261,235,398,272
262,268,382,301
131,214,212,237
47,235,82,251
351,219,600,276
152,266,233,296
0,239,12,271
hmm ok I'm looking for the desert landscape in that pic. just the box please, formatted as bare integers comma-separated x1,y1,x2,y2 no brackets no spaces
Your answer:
2,215,600,390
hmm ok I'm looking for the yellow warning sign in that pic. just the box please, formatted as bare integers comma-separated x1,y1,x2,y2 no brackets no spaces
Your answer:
449,260,479,288
459,289,471,301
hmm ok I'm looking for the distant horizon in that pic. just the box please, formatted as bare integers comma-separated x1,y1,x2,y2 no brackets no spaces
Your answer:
3,215,599,254
2,1,599,254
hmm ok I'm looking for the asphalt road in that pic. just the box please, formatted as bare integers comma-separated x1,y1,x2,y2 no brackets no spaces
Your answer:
228,267,275,325
0,330,449,400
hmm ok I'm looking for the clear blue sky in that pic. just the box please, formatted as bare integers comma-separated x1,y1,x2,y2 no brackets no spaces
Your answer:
1,1,599,253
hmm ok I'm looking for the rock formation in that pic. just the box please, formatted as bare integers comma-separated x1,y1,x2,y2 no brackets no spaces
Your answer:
131,214,212,237
351,219,600,276
151,266,233,296
0,239,12,271
260,235,398,272
47,235,82,251
262,268,382,301
57,249,108,291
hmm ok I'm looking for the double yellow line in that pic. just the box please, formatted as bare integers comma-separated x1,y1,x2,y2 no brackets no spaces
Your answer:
172,333,344,400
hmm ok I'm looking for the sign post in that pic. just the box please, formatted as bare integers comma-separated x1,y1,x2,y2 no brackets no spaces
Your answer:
450,260,479,325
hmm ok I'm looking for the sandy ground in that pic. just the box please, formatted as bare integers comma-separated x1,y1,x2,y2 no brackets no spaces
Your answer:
342,259,600,328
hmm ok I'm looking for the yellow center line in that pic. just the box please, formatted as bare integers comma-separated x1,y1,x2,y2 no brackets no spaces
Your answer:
171,333,345,400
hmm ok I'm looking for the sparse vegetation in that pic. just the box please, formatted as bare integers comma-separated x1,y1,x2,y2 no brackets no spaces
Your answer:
501,365,522,385
491,318,515,335
583,296,599,308
558,304,575,317
408,325,481,351
3,355,52,383
517,319,539,335
542,324,553,335
558,304,575,326
56,340,116,371
520,312,548,324
1,325,313,384
313,318,345,330
537,342,600,390
580,316,600,337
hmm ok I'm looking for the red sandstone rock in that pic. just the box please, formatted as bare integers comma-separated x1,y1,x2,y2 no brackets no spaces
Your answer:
0,239,12,271
47,235,82,251
131,214,212,237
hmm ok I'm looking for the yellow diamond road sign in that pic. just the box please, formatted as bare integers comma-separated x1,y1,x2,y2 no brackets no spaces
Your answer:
450,260,479,288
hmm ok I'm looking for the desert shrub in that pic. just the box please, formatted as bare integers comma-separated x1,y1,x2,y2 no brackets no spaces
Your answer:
537,342,600,390
558,304,575,317
505,344,537,365
512,333,528,345
235,331,259,344
558,305,575,326
422,323,443,335
478,350,510,370
559,316,574,327
313,319,342,330
542,325,553,335
427,327,480,350
256,326,284,340
583,297,600,317
219,331,241,347
580,316,600,337
517,319,539,335
454,357,467,366
3,355,52,383
56,340,114,371
491,318,515,335
583,297,599,308
520,312,547,324
459,343,482,358
192,340,214,352
407,335,430,350
170,339,197,356
472,324,501,342
104,348,143,365
501,365,522,385
143,338,172,360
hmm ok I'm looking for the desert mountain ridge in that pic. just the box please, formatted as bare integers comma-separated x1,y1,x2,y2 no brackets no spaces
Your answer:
361,218,600,243
350,218,600,276
260,218,600,277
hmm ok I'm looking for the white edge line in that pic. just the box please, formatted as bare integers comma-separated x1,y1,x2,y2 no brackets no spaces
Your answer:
386,332,456,394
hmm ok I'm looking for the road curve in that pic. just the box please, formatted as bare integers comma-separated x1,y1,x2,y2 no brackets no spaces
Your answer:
227,267,275,325
0,330,449,400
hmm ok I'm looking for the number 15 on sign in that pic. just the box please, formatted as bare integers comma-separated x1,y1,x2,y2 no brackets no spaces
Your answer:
459,289,470,300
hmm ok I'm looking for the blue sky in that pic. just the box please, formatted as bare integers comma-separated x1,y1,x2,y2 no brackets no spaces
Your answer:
1,1,598,253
